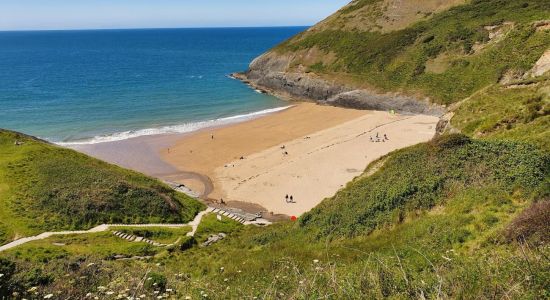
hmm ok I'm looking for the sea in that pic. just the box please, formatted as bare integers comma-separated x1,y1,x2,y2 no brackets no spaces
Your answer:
0,27,306,144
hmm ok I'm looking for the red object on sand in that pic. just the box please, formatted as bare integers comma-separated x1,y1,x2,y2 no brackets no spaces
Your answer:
290,216,297,221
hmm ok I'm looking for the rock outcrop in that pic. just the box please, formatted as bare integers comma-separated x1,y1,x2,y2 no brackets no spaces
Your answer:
234,52,445,117
233,52,348,102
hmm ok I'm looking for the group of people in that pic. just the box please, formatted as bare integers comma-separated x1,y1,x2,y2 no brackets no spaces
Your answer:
370,132,389,143
285,194,296,203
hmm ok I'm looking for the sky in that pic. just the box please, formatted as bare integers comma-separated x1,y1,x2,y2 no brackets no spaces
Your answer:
0,0,350,31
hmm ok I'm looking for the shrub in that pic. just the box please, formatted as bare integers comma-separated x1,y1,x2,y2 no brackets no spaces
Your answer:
179,236,196,251
0,258,16,298
504,200,550,244
145,272,167,291
299,136,548,238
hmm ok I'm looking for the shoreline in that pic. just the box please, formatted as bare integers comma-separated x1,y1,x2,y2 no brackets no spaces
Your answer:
71,101,440,218
59,105,294,146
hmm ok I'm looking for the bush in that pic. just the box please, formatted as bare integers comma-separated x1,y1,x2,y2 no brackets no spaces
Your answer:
145,272,167,291
0,258,16,298
504,200,550,244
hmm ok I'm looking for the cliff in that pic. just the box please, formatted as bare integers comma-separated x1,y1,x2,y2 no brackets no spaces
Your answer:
235,0,549,118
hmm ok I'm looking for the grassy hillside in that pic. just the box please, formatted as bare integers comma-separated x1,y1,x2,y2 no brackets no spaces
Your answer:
0,130,205,245
300,134,548,238
275,0,549,104
0,135,548,299
1,1,549,299
452,76,549,148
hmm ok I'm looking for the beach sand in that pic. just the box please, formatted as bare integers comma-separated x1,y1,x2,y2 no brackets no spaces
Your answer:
162,102,440,216
73,102,439,217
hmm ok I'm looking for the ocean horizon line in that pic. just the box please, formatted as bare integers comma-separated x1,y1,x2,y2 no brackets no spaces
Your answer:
0,25,310,33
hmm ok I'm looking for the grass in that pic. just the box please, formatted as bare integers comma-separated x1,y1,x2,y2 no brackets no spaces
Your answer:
0,129,205,245
1,2,549,298
113,226,192,244
299,134,548,238
1,135,547,299
276,0,550,104
451,77,550,149
194,213,243,243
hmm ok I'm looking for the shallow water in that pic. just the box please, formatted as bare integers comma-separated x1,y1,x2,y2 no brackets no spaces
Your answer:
0,27,305,143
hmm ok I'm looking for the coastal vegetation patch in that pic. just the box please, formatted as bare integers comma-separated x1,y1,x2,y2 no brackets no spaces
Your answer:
277,0,550,104
0,130,204,244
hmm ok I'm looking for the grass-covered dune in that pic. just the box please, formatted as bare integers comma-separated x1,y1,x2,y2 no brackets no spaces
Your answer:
0,130,205,245
452,75,550,149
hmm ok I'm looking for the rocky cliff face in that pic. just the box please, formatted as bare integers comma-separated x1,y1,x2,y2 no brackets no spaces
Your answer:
234,52,445,116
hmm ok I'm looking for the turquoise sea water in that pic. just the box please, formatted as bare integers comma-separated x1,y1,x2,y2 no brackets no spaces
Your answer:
0,27,305,144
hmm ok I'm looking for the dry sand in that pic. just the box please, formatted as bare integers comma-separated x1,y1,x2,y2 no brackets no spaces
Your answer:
73,102,439,217
162,102,439,216
161,103,369,197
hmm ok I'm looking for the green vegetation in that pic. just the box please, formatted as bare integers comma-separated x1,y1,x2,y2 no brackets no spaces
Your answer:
0,130,204,244
1,1,549,298
114,227,191,244
339,0,383,15
300,134,548,237
1,135,547,298
278,0,550,104
452,76,550,148
194,213,243,242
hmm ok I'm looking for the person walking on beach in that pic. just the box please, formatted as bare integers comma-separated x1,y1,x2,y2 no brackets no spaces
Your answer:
290,195,294,203
285,195,289,203
384,134,388,140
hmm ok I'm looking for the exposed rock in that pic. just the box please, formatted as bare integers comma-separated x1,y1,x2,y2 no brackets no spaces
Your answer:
533,20,550,31
237,50,446,117
525,49,550,78
323,90,445,116
201,233,227,247
499,69,525,85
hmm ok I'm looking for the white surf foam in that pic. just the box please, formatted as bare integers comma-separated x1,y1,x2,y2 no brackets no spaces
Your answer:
57,106,293,146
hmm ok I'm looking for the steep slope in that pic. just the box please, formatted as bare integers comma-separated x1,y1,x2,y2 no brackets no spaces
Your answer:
0,130,205,245
1,135,548,299
237,0,549,111
451,75,549,148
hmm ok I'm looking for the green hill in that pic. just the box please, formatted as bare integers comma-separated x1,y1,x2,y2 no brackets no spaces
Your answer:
0,130,205,245
1,1,549,299
251,0,549,104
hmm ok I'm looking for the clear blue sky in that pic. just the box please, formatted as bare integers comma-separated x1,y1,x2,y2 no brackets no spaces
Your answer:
0,0,350,31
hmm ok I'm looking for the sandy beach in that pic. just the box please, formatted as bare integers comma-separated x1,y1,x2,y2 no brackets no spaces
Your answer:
162,102,439,216
74,102,439,217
